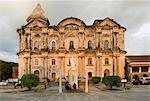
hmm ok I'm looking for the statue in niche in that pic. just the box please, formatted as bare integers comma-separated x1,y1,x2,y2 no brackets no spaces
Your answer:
70,56,76,68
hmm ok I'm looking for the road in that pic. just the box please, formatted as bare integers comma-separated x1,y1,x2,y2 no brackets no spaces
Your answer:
0,85,149,101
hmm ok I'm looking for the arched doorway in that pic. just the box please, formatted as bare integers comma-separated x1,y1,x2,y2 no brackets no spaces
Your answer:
88,72,92,78
143,74,148,77
133,75,139,80
104,69,110,77
51,73,56,81
34,70,39,78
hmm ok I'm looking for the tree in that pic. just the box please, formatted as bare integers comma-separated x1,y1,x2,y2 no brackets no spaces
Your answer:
0,60,17,81
21,74,39,91
92,77,101,84
102,76,122,89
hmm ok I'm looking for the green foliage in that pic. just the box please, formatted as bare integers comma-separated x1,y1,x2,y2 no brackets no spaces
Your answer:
92,77,101,84
102,76,122,89
21,74,39,91
0,60,18,81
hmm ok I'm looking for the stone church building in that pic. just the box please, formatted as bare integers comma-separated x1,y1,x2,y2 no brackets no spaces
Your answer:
17,4,126,81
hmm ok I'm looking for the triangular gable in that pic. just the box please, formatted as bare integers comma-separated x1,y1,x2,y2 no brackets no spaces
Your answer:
66,33,76,37
100,17,120,27
49,34,59,37
25,19,48,27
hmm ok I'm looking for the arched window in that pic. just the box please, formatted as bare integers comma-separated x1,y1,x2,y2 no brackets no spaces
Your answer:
105,58,109,64
98,42,100,48
34,41,39,49
35,59,38,65
69,41,74,49
69,58,71,65
88,40,92,49
52,41,56,50
52,59,55,65
88,58,92,65
104,40,109,49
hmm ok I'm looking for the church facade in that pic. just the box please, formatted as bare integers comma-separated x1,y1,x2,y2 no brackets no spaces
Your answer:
17,4,126,81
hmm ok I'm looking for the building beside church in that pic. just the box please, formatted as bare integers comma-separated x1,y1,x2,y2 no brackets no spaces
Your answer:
17,4,126,81
126,56,150,81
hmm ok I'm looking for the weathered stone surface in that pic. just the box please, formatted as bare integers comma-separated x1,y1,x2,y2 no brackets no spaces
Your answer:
17,4,126,81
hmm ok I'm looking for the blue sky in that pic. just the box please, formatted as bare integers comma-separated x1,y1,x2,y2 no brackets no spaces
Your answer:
0,0,150,63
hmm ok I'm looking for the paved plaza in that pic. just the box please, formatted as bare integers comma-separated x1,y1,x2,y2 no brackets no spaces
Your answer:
0,85,150,101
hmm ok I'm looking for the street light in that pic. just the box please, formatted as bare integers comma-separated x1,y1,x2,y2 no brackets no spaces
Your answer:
59,57,62,93
85,70,88,93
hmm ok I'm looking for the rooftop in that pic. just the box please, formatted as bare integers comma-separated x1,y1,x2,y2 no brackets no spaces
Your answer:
126,55,150,62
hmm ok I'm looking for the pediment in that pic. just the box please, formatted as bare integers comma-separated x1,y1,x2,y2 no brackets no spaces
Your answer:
50,34,59,37
86,34,94,37
25,19,48,27
101,24,112,30
100,17,119,27
66,33,76,37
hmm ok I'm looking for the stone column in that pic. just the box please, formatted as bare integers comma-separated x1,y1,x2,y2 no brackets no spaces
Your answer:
82,57,85,77
113,57,116,75
96,57,100,77
59,57,62,93
148,67,150,73
23,35,26,50
95,57,97,76
139,67,141,73
81,33,84,48
116,56,119,75
99,57,102,77
85,70,88,93
42,57,45,78
44,57,48,79
130,67,132,73
95,57,100,76
25,34,28,49
45,33,48,49
78,57,81,76
113,32,118,49
19,34,21,51
116,33,118,48
46,57,48,78
59,33,64,48
62,57,65,77
98,33,101,48
27,58,30,73
27,34,30,49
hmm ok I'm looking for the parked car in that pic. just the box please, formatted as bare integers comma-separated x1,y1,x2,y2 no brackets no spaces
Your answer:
7,78,19,83
0,80,8,86
141,77,150,85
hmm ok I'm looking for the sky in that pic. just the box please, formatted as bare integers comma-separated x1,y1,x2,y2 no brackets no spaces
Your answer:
0,0,150,63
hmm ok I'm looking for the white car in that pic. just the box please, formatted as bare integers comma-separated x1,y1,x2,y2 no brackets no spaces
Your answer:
141,77,150,85
0,81,8,86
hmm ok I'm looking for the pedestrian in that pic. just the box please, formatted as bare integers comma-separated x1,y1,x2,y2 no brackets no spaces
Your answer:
44,80,47,90
73,83,76,89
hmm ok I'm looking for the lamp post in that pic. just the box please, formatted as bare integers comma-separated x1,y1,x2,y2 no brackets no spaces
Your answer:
85,70,88,93
59,57,62,93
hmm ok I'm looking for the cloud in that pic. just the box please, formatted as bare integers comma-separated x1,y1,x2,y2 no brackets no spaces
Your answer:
0,0,150,62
